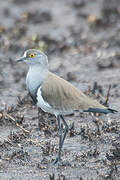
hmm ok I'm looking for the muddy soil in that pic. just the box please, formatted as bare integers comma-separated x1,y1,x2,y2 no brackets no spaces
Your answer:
0,0,120,179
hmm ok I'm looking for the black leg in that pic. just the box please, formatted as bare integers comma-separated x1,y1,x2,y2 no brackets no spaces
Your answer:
53,115,62,165
60,115,69,148
53,115,69,165
57,115,62,163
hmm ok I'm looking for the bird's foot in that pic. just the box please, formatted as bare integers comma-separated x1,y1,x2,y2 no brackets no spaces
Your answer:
52,156,63,166
52,157,70,166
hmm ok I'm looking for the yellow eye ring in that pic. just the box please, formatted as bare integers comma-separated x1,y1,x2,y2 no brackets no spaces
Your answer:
29,53,35,58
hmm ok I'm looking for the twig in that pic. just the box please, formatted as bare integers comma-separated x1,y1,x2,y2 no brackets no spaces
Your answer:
104,85,111,106
4,113,30,134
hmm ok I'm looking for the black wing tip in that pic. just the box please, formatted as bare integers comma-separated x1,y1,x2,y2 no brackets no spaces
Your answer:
107,108,118,114
84,108,118,114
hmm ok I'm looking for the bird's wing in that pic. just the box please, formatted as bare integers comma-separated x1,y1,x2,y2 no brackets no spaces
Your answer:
41,72,106,113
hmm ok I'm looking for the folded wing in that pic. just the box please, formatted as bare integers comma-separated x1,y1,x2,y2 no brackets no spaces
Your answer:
41,72,115,114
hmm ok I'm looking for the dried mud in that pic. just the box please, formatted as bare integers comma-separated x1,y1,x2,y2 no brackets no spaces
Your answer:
0,0,120,179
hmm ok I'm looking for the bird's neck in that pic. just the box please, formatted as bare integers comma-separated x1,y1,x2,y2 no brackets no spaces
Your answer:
26,65,48,96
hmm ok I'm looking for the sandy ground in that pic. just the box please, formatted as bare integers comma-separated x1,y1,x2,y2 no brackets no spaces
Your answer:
0,0,120,179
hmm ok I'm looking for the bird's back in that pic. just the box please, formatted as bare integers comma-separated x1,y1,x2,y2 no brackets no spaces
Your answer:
41,72,106,114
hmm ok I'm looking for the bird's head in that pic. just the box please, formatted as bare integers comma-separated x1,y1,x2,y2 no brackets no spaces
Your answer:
17,49,48,68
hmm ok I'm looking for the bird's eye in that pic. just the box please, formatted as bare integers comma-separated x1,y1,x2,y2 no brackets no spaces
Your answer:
29,53,35,58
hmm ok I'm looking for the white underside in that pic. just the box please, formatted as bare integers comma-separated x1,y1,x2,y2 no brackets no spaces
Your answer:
37,87,60,117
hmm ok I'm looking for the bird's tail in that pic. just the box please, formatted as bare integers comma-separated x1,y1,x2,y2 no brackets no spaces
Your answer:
83,108,118,114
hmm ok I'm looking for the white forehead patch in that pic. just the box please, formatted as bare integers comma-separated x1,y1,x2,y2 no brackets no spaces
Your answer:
23,51,27,57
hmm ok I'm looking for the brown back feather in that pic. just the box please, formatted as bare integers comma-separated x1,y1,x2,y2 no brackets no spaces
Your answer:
41,72,106,113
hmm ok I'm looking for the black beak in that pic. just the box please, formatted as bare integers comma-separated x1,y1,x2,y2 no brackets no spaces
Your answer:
16,56,25,62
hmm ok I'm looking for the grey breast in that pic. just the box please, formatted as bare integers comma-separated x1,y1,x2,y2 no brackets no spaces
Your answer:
26,66,48,104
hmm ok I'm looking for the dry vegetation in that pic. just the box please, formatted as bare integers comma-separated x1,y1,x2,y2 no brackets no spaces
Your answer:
0,0,120,179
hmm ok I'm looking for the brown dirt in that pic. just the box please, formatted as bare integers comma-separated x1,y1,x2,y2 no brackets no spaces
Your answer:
0,0,120,179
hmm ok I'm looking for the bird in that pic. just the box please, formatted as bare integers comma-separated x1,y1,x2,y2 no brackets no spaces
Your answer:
17,49,117,165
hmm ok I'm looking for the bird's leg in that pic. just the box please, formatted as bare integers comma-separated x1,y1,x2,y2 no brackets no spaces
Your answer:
53,115,62,165
60,115,69,148
53,115,69,165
